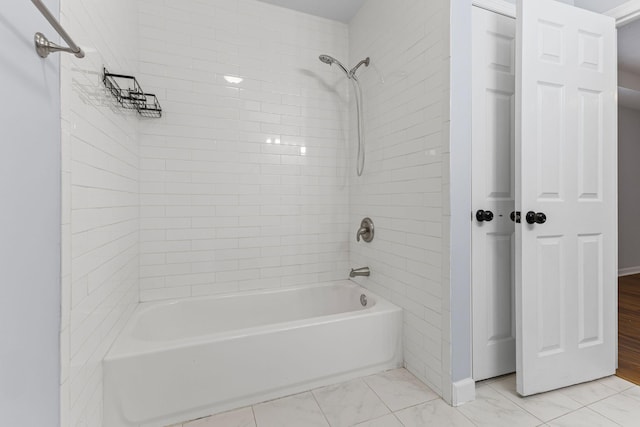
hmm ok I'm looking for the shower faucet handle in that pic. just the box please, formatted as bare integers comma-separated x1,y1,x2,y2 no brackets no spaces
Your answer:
356,218,374,242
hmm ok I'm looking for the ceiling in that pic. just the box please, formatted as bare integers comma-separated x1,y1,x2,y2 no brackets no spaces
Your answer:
256,0,367,23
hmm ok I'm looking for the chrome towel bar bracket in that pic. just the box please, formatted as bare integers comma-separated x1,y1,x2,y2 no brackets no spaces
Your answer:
34,32,84,59
31,0,85,59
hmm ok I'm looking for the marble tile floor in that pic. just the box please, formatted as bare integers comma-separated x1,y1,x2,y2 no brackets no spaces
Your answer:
171,369,640,427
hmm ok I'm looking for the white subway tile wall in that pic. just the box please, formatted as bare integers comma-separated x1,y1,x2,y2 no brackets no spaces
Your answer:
136,0,351,301
348,0,450,397
58,0,453,423
60,0,139,425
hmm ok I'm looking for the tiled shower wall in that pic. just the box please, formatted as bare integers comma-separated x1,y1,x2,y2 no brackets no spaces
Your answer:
136,0,351,301
348,0,451,397
58,0,453,423
60,0,139,424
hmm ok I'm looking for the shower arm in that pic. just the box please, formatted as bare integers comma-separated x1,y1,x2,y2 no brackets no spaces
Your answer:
348,58,370,79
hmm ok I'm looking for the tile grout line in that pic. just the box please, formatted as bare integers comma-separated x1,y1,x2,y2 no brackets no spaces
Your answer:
361,371,448,427
250,405,258,427
585,389,636,427
360,375,399,426
310,389,333,427
552,377,639,426
363,370,443,413
452,402,482,427
491,378,623,424
486,377,635,427
389,412,406,427
166,373,639,427
574,406,624,427
484,382,549,425
361,375,395,415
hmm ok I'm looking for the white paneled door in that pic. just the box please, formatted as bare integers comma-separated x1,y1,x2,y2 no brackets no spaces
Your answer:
471,6,517,382
515,0,617,396
472,0,617,394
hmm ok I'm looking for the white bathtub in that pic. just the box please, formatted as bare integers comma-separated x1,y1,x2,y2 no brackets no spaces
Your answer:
103,280,403,427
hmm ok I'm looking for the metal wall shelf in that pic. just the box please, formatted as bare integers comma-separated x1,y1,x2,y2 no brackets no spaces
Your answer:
103,68,162,118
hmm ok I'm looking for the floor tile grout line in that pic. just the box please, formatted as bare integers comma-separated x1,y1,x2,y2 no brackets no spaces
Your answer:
484,382,550,424
586,391,636,427
580,405,625,427
361,375,395,414
452,403,482,427
378,389,483,427
250,405,258,427
310,389,333,427
556,387,619,407
159,372,640,427
541,405,588,425
485,376,635,426
390,412,407,427
363,369,442,414
582,387,630,407
350,412,406,427
484,378,633,424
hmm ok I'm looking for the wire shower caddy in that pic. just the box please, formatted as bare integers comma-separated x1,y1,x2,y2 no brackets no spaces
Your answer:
103,68,162,118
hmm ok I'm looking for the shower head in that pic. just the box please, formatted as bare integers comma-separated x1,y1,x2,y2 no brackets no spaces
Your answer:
318,54,350,76
319,54,369,176
319,54,335,65
348,57,370,80
319,54,370,81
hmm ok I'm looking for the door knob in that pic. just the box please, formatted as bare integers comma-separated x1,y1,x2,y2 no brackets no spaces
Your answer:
525,211,546,224
510,211,521,223
476,210,494,222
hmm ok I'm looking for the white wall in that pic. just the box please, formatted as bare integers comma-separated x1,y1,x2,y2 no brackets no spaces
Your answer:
448,0,473,403
136,0,350,301
0,1,61,425
59,0,140,424
349,0,451,398
618,106,640,273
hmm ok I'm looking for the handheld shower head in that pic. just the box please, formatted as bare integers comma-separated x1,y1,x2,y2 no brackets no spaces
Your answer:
319,54,335,65
319,55,370,81
318,54,350,76
318,53,370,176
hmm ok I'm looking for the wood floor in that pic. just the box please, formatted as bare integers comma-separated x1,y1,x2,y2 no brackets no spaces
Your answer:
617,273,640,384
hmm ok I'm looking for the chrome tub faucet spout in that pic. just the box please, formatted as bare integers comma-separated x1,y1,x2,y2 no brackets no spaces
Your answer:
350,267,370,278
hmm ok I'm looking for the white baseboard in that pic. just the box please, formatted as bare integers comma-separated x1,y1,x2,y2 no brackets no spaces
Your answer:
619,266,640,277
452,378,476,406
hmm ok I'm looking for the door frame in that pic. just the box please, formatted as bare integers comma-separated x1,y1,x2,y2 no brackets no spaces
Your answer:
472,0,640,25
448,0,640,406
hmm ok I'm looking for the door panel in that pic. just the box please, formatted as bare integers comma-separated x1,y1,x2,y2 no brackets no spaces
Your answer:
577,234,603,347
536,235,564,356
516,0,617,396
536,83,564,199
577,90,603,199
486,90,514,198
472,6,517,381
486,233,514,343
